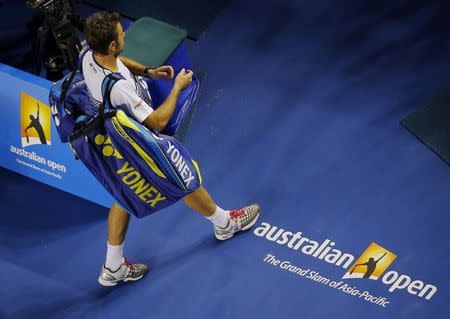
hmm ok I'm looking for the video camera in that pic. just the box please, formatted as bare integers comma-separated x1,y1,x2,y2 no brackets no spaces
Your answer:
26,0,84,80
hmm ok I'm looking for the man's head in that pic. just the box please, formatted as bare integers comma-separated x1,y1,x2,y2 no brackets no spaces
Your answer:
85,11,125,57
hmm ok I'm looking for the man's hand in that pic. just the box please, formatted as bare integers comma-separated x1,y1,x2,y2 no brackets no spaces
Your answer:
148,65,174,79
174,68,193,91
143,68,193,131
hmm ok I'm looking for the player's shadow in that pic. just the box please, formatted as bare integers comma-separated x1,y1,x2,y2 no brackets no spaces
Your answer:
7,285,130,319
147,235,221,271
7,296,91,319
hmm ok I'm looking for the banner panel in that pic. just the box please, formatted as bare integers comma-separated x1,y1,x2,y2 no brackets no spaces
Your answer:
0,63,114,209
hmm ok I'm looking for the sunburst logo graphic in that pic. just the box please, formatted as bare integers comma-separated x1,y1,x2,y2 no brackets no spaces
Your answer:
20,92,51,147
343,243,397,280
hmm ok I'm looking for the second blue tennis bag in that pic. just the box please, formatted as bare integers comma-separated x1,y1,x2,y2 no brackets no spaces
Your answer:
50,72,202,218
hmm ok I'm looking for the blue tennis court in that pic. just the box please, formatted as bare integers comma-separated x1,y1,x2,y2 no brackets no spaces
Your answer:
1,1,449,318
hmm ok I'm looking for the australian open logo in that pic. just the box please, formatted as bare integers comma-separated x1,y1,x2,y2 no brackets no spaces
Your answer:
343,243,396,280
20,92,52,147
254,222,437,301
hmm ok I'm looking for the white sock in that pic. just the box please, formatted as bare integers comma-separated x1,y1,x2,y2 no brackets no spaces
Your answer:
207,206,230,228
105,241,125,271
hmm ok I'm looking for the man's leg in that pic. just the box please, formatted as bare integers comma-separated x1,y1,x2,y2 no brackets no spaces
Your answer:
98,203,148,287
104,203,129,271
183,186,216,217
108,202,130,246
183,186,261,240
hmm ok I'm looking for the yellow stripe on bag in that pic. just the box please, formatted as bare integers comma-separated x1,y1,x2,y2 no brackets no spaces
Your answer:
116,110,140,131
192,160,202,184
111,111,166,179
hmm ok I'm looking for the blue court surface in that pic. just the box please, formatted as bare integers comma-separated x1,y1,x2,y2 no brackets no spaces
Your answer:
1,1,450,318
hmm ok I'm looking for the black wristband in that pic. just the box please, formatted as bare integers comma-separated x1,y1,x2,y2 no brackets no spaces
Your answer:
143,66,152,77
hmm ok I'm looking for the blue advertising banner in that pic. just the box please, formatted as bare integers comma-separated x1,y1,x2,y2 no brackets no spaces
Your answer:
0,63,114,208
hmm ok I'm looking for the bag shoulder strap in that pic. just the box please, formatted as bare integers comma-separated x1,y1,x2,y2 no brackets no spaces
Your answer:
59,70,77,104
68,72,124,142
100,72,126,113
60,48,90,104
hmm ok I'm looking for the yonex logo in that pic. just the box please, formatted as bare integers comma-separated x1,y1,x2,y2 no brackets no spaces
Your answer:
116,161,167,207
94,134,123,159
93,132,166,208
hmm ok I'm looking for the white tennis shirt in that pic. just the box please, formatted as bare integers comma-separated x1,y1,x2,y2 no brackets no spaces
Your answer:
82,50,153,123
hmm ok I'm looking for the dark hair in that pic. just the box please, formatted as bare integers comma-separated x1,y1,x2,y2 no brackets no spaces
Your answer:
85,11,120,55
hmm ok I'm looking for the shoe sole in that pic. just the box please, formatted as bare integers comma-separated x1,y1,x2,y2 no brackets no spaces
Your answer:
98,273,146,287
215,208,260,241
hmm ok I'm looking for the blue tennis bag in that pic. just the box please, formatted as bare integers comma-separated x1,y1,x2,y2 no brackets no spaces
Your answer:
49,70,202,218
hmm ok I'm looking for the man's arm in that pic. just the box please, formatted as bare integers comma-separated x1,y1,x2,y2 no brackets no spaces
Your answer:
350,264,363,274
143,68,192,131
376,252,387,263
119,56,174,79
119,56,147,76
